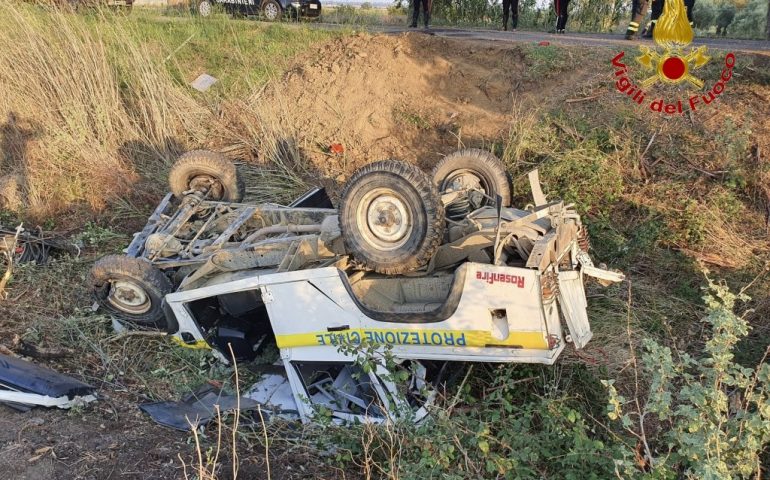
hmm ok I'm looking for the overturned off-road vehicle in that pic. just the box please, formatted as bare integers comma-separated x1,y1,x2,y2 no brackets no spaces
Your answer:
90,148,623,424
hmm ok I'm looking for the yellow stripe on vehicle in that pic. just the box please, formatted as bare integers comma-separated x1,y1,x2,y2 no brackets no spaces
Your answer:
276,328,549,350
171,336,211,350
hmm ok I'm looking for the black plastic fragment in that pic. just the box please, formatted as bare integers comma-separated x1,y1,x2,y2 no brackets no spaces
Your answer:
140,385,260,431
0,353,94,398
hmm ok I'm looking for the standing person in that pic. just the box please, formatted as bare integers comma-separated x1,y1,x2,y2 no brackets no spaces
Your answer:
552,0,570,34
502,0,519,32
625,0,649,40
409,0,431,29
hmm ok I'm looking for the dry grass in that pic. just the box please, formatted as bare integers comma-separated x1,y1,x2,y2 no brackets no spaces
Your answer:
0,3,336,223
0,224,22,297
0,3,211,218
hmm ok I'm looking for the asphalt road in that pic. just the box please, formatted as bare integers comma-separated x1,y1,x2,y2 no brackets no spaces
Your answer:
309,22,770,55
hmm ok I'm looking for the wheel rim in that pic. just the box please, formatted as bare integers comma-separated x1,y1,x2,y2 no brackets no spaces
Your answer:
107,280,151,315
441,169,489,196
199,1,211,16
357,188,413,252
188,174,224,200
264,3,279,19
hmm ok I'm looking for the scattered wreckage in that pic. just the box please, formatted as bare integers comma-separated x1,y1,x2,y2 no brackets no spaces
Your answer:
90,148,624,425
0,229,86,411
0,225,76,265
0,353,96,411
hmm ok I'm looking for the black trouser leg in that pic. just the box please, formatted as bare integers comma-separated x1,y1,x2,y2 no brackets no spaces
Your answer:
555,0,569,31
684,0,694,24
650,0,662,21
644,0,662,36
502,0,510,30
510,0,518,29
411,0,420,27
423,0,431,27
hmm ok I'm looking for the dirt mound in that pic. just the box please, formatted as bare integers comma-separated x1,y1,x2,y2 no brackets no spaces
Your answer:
267,33,527,179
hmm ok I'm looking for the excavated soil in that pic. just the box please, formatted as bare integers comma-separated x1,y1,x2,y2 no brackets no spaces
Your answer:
266,33,530,178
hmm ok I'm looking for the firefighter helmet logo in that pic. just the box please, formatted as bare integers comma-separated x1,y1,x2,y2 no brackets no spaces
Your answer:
611,0,736,116
636,0,710,88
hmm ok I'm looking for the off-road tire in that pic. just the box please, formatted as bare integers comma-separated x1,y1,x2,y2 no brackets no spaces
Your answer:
432,149,512,207
91,255,173,330
340,160,445,275
261,0,282,21
168,150,244,202
197,0,213,16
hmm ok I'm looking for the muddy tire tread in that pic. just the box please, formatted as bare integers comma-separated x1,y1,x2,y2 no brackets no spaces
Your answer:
90,255,172,329
431,148,512,207
168,150,245,202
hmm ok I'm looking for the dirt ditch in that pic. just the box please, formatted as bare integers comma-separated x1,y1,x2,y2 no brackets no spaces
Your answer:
265,33,533,176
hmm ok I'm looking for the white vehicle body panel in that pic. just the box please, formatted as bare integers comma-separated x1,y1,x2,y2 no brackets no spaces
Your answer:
164,261,598,422
166,263,571,365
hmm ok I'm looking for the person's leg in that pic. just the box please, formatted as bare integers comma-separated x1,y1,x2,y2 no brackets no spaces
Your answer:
410,0,419,27
626,0,648,39
503,0,510,30
557,0,569,32
645,0,662,36
650,0,662,20
511,0,518,30
684,0,695,25
423,0,431,28
552,0,560,32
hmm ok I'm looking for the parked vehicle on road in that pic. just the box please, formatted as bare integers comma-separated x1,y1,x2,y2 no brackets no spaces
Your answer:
196,0,321,21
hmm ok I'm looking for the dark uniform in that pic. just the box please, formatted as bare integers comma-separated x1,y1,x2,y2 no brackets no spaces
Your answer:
625,0,649,40
410,0,431,28
684,0,695,24
643,0,662,36
502,0,518,31
553,0,570,33
643,0,695,37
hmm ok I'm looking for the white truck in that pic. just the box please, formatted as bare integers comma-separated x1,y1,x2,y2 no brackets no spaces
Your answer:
90,149,623,423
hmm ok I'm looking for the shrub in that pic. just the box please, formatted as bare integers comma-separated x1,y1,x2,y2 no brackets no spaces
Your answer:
604,278,770,478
